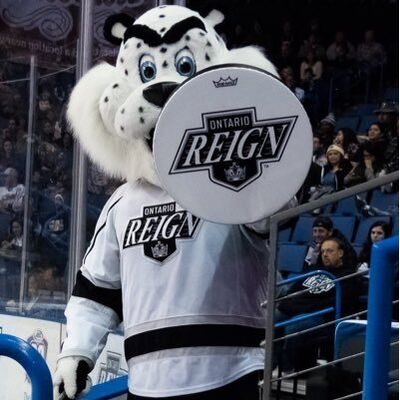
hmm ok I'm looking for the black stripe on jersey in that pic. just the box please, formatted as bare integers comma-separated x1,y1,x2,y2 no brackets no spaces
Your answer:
83,196,123,264
73,271,123,322
124,324,264,360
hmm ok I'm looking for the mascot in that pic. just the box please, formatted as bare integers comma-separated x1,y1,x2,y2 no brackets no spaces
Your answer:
54,5,280,399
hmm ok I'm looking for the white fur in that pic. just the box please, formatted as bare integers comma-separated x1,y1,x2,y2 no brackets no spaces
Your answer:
67,6,278,187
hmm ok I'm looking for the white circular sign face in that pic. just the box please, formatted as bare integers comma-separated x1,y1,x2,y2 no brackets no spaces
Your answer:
154,65,313,224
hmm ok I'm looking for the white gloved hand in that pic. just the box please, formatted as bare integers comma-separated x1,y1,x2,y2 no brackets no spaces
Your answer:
53,356,93,399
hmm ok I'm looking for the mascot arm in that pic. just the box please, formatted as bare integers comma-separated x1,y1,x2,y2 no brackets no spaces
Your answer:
59,188,124,364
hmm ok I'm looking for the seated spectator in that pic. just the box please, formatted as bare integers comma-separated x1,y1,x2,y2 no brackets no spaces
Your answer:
276,237,359,372
0,139,25,175
0,167,24,215
357,29,386,70
305,216,357,268
1,218,23,252
344,141,386,187
312,134,327,167
309,144,352,201
274,40,298,72
326,31,356,64
298,33,325,61
300,50,323,82
357,220,392,278
373,101,399,174
333,127,361,163
317,113,337,148
280,66,305,102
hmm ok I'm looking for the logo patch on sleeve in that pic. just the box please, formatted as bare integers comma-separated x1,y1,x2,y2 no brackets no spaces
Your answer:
123,202,201,263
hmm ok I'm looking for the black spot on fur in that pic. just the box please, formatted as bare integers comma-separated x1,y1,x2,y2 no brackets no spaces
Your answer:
159,14,165,18
137,42,141,48
120,126,124,131
206,41,212,47
112,83,119,89
205,53,210,61
124,43,128,49
160,27,166,33
124,69,128,76
138,107,144,113
199,32,205,37
160,47,167,53
104,97,109,102
120,57,124,63
162,60,168,68
121,108,125,114
140,117,145,124
185,35,190,41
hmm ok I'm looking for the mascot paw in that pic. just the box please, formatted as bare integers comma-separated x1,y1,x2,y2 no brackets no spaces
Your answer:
53,356,92,399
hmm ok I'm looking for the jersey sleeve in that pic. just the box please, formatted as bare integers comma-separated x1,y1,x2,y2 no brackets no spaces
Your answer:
60,185,125,364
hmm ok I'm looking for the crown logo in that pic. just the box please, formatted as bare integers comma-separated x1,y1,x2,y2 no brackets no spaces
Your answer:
213,76,238,88
151,241,168,258
224,162,246,182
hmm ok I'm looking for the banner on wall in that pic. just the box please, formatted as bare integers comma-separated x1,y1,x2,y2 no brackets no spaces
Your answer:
0,314,127,399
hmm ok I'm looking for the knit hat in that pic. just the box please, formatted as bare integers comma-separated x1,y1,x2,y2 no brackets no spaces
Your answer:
313,216,333,231
320,112,336,126
326,144,345,157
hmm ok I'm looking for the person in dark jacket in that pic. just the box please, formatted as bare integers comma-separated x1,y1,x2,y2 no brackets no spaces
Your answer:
276,237,358,372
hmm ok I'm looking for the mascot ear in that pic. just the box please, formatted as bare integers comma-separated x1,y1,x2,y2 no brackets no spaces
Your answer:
104,13,135,46
204,9,224,28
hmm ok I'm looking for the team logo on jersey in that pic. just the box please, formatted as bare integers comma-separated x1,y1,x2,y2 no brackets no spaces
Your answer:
302,274,335,294
123,202,201,263
169,108,297,191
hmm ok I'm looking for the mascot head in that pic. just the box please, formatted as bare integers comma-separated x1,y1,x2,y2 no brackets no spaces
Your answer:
67,5,278,186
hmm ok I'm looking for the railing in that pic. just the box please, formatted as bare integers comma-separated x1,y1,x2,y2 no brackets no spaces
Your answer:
363,236,399,400
82,375,128,400
0,333,53,400
262,170,399,399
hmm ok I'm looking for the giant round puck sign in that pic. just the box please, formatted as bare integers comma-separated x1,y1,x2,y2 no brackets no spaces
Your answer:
153,65,312,224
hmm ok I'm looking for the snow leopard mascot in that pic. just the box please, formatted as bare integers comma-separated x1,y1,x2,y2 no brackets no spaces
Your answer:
54,5,279,400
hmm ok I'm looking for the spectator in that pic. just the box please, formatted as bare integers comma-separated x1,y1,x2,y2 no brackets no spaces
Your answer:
312,134,327,167
317,113,336,148
373,101,399,174
358,221,392,276
333,127,361,163
0,139,25,175
277,237,358,372
309,145,352,201
1,218,23,252
304,215,357,268
357,29,386,69
365,122,388,155
326,31,356,64
280,66,305,102
300,50,323,81
274,40,297,71
298,33,325,61
0,167,24,214
344,141,386,187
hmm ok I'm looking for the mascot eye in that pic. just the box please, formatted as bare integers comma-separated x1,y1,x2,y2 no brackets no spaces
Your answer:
175,49,196,77
139,55,157,83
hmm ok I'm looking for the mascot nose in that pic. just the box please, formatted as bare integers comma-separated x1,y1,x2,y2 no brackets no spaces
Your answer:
143,82,179,108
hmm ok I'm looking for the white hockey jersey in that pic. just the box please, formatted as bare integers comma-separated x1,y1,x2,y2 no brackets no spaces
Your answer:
61,180,268,397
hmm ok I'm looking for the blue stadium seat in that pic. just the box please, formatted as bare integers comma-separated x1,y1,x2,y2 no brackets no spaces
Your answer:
384,87,399,101
291,216,315,243
353,216,392,244
370,189,399,214
358,115,378,134
278,226,292,243
277,243,307,274
332,197,360,216
335,116,360,131
331,215,356,240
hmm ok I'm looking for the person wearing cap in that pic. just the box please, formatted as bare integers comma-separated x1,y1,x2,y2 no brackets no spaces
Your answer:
304,215,357,268
317,113,336,148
